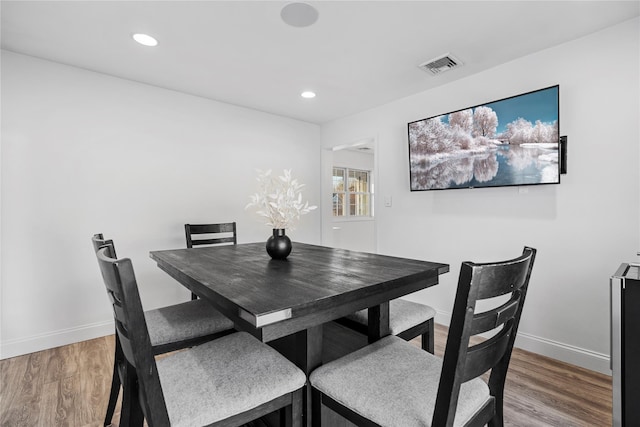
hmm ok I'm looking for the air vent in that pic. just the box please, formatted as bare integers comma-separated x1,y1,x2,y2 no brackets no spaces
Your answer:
418,53,462,75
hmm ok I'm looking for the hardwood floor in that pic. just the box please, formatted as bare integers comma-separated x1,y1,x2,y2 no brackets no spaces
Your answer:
0,323,612,426
1,335,117,427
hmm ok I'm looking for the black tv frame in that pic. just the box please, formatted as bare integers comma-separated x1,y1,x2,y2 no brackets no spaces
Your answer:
408,85,561,192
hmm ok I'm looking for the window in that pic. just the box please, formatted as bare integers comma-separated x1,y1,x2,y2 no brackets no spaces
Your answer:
333,167,373,217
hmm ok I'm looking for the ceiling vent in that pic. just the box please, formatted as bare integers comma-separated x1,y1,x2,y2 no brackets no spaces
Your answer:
418,53,462,76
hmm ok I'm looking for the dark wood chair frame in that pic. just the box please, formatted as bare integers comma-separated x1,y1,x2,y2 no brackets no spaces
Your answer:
313,247,536,427
335,309,435,353
185,222,237,300
92,234,234,427
94,240,302,427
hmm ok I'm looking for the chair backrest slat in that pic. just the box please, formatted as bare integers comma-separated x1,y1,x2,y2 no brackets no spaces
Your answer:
462,326,512,383
190,236,236,246
469,295,520,336
432,246,536,427
473,257,531,300
185,222,237,248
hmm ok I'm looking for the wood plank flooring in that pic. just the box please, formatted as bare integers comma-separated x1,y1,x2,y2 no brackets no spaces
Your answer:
1,335,116,427
0,323,612,426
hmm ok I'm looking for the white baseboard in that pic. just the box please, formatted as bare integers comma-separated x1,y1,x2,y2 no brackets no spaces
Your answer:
434,311,611,376
2,312,613,376
515,331,611,375
0,320,114,360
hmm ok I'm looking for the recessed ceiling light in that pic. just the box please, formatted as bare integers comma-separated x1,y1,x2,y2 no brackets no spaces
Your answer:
281,2,319,28
132,33,158,47
301,91,316,99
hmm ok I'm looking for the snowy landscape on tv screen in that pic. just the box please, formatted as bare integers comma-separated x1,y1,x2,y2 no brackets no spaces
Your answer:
408,85,560,191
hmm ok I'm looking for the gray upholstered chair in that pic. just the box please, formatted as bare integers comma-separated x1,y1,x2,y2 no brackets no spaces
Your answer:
310,247,536,427
336,298,436,352
92,234,235,426
185,222,237,300
94,239,305,426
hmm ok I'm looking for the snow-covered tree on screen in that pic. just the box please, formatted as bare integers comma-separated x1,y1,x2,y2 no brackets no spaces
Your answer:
409,116,454,154
533,120,549,143
505,117,532,144
472,106,498,138
450,127,473,150
503,117,558,144
448,109,473,133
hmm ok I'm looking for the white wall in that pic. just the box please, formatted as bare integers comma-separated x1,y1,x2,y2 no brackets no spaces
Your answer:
1,51,322,358
321,18,640,374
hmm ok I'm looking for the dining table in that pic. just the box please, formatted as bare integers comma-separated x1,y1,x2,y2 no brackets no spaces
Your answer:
149,241,449,426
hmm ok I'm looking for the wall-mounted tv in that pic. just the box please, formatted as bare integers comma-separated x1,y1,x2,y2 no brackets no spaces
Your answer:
408,85,560,191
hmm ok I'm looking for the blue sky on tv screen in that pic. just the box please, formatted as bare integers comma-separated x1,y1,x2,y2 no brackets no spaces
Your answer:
440,86,559,134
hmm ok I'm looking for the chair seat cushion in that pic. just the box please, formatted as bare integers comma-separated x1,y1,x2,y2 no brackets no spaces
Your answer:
145,299,234,348
157,331,307,427
309,335,490,427
346,299,436,335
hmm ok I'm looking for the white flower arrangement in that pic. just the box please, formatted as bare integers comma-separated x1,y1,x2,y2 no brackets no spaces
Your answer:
246,169,317,230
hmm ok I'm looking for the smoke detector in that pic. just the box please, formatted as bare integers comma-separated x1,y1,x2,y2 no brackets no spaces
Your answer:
418,53,462,76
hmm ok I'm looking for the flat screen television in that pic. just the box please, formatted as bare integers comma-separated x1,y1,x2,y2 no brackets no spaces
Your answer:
408,85,560,191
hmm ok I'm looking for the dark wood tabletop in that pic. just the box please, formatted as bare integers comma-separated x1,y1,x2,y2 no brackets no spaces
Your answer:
150,241,449,426
150,242,448,341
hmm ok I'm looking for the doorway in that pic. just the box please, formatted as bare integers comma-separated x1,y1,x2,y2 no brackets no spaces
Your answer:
321,137,377,253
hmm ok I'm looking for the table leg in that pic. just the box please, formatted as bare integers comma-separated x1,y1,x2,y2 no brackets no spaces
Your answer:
367,301,390,343
292,324,323,427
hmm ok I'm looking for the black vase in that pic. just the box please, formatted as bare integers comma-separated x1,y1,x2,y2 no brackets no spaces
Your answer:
266,229,292,260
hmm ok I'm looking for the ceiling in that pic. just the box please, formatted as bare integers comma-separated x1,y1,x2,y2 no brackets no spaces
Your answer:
2,1,638,124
